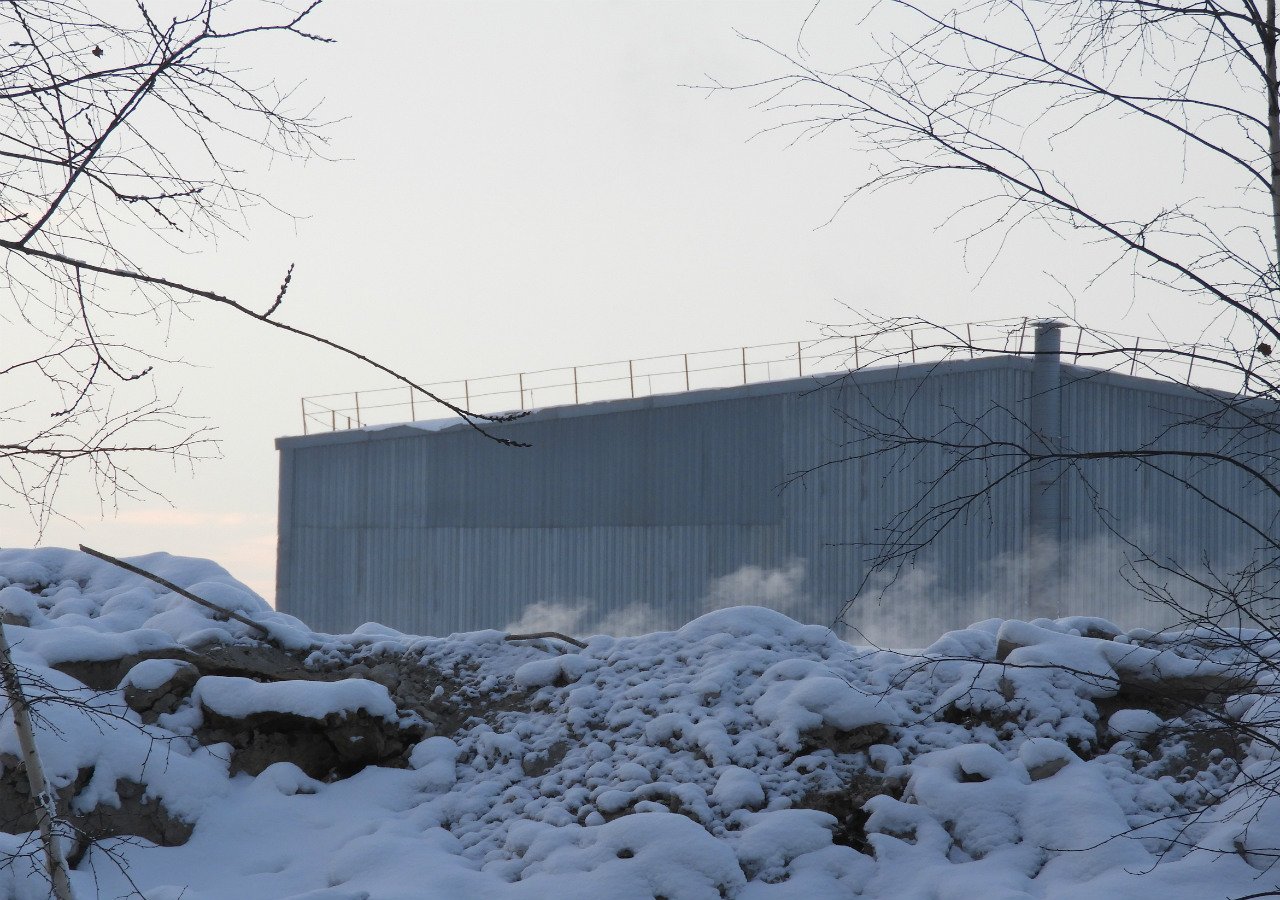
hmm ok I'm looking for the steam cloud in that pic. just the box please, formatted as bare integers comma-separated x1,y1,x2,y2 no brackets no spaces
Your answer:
502,558,812,638
503,527,1270,648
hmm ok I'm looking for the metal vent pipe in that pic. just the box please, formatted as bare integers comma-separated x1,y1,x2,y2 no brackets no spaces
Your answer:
1028,319,1065,619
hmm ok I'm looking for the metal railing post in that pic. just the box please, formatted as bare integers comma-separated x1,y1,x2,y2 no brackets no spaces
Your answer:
303,323,1221,434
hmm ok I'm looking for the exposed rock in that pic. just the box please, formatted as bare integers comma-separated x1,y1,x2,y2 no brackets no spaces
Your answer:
1123,669,1255,701
0,758,192,856
365,662,402,691
797,772,902,854
802,722,889,756
195,687,425,779
53,641,458,779
1026,757,1069,781
995,628,1253,701
868,743,904,773
54,641,318,692
340,652,481,737
68,777,194,865
16,640,465,854
53,649,193,691
122,659,201,723
521,740,570,778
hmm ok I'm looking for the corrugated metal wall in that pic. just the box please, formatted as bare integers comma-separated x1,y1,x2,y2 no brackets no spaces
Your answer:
276,357,1279,645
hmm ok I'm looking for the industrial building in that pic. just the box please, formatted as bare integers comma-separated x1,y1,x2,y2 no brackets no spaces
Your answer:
276,325,1280,645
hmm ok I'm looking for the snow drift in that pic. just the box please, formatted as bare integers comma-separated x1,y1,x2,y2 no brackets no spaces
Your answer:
0,547,1274,898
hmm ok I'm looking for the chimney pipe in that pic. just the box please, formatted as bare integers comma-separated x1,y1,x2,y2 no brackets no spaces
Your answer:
1027,320,1065,619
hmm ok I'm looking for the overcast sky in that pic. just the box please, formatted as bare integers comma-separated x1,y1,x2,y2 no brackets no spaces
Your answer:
2,1,1213,601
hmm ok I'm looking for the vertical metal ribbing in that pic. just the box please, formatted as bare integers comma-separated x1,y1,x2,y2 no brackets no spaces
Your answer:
275,443,295,616
1028,319,1064,620
280,356,1278,644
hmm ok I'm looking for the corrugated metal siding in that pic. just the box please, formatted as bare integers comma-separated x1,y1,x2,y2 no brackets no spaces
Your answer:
794,364,1032,644
1055,369,1280,629
277,358,1279,644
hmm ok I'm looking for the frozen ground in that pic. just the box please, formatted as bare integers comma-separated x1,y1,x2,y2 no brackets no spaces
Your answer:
0,547,1276,899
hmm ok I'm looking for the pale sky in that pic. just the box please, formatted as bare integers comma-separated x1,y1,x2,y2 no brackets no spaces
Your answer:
2,1,1218,601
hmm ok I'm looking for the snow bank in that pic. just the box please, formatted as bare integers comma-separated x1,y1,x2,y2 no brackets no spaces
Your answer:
0,547,316,665
0,549,1273,899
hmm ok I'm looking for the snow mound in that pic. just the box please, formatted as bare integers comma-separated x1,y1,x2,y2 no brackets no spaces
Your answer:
0,547,316,658
0,549,1273,899
193,675,400,722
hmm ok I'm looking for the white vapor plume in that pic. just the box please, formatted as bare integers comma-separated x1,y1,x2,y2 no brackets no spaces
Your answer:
502,559,814,638
700,559,809,615
844,523,1240,649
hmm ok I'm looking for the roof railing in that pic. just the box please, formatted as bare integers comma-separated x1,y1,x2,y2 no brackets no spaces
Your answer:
297,318,1276,435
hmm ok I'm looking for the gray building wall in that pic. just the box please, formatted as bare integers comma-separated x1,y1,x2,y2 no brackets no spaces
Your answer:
276,356,1279,645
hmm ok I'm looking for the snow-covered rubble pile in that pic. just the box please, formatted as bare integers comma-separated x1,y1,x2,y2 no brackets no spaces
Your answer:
0,548,1277,898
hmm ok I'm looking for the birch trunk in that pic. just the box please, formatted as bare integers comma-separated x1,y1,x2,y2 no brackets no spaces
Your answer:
0,621,75,900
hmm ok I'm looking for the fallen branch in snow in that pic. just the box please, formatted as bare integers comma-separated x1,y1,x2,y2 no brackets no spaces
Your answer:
504,632,588,650
79,545,272,638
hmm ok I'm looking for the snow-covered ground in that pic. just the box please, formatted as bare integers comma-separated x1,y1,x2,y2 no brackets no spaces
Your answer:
0,548,1276,899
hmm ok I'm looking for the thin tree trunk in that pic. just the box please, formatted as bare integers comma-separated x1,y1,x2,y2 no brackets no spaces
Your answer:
0,622,75,899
